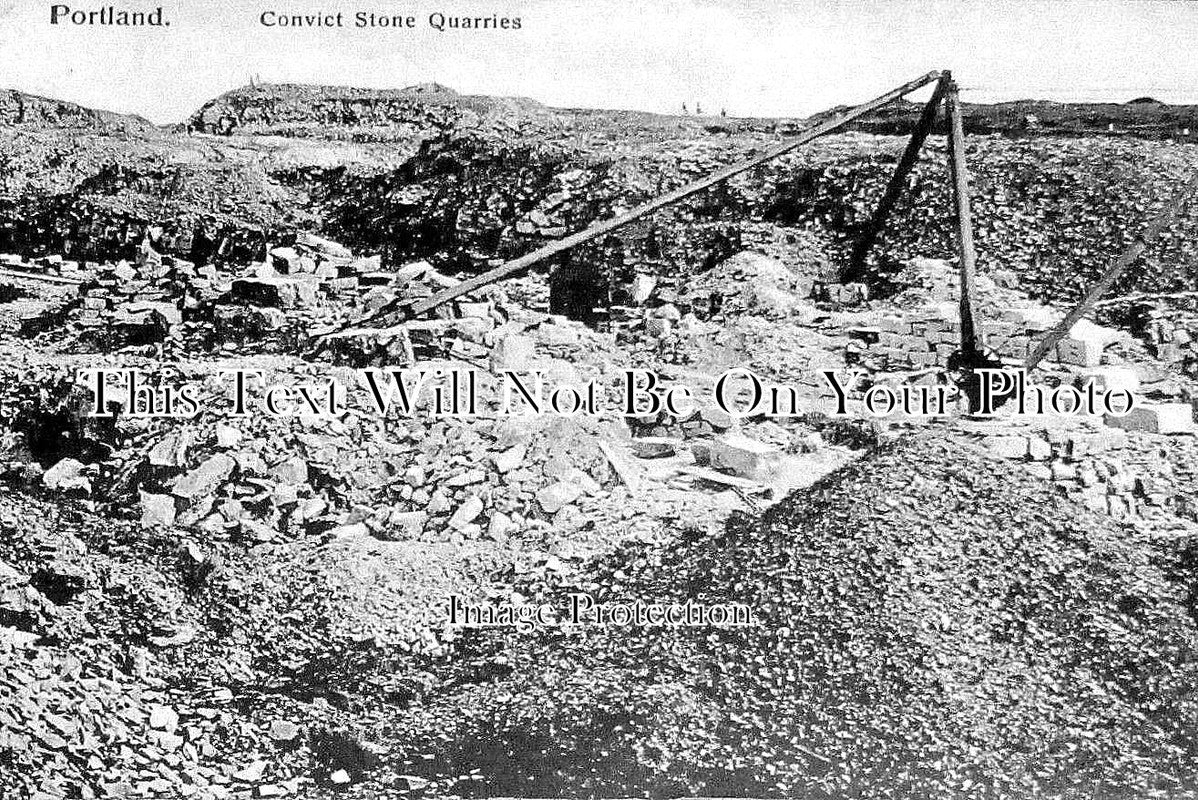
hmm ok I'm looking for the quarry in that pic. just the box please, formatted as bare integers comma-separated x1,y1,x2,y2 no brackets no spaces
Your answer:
4,71,1198,800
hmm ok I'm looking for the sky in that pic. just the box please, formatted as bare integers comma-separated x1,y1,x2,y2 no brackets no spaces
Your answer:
1,0,1197,123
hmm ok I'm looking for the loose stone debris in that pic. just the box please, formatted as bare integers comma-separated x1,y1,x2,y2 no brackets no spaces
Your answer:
4,81,1198,799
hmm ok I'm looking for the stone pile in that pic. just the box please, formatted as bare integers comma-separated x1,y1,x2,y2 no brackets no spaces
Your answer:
3,240,216,349
971,411,1197,521
217,233,517,362
127,403,621,547
854,308,1122,369
847,258,1125,370
395,433,1198,798
0,254,84,336
0,638,210,799
0,493,330,800
77,245,198,345
19,231,504,361
2,308,619,548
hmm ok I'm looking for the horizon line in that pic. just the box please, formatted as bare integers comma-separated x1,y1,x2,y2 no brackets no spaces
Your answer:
8,81,1198,129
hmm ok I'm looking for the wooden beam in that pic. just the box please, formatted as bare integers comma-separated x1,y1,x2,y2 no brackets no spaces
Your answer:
1024,169,1198,371
0,267,84,286
387,71,945,321
944,77,984,362
844,75,949,281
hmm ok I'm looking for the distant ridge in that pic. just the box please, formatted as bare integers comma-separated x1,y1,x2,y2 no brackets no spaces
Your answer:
5,81,1198,141
0,89,157,135
179,82,550,138
856,95,1198,138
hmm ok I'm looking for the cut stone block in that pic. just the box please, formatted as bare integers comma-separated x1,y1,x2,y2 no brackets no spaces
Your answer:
1076,366,1140,395
140,492,177,528
1053,320,1121,367
457,301,491,319
708,434,782,480
345,255,382,275
296,233,352,260
982,435,1027,460
394,260,435,284
359,272,396,287
700,403,735,430
490,334,535,373
125,300,182,327
1004,306,1057,330
1105,403,1194,434
1027,437,1051,461
269,246,306,273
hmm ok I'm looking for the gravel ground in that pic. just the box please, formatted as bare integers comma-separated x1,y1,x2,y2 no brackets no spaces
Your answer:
390,432,1198,798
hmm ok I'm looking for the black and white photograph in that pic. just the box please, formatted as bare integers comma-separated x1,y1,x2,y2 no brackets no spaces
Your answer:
4,1,1198,797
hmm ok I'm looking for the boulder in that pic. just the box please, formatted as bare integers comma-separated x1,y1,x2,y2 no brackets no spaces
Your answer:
214,425,242,449
140,492,177,528
537,482,585,514
270,456,309,484
631,275,657,304
148,705,179,732
493,444,526,474
268,720,301,742
448,496,484,530
172,454,236,501
708,434,782,480
148,434,188,469
43,458,90,494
